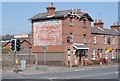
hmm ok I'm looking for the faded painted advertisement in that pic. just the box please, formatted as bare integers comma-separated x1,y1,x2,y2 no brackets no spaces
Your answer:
33,19,62,46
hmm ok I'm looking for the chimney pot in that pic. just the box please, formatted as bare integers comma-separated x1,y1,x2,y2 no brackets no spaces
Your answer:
46,3,56,16
116,22,118,25
98,20,102,22
113,23,115,25
111,22,119,31
51,3,53,6
94,19,104,28
95,20,97,22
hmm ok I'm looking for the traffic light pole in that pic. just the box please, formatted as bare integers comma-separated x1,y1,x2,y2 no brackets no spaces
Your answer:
11,39,21,73
28,34,31,67
13,50,17,73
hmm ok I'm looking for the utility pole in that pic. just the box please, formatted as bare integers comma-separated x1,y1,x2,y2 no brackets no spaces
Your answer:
28,34,31,67
42,45,48,66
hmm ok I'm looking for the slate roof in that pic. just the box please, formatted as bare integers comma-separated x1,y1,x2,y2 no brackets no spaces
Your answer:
29,10,69,20
91,27,120,36
29,10,93,21
29,9,119,36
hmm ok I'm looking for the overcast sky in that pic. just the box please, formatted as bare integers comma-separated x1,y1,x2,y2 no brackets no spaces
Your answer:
2,2,118,35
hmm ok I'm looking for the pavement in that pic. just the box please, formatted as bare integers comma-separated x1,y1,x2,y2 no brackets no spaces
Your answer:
15,63,118,75
2,64,118,79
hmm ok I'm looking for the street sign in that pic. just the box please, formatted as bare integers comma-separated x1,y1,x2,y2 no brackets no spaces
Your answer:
42,45,48,66
107,46,112,51
42,46,48,50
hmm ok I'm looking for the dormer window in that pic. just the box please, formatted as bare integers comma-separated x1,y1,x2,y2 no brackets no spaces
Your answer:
70,16,73,26
83,20,86,27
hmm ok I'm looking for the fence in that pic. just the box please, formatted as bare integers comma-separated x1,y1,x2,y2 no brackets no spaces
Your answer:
2,53,36,70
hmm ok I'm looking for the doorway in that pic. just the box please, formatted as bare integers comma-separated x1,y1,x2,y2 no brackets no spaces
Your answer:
75,49,88,65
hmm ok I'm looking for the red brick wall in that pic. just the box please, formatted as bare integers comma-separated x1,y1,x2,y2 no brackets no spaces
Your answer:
21,41,30,47
62,16,92,66
91,34,119,61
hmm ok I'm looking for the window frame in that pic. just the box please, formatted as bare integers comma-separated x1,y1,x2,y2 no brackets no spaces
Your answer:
94,35,96,44
83,34,87,44
113,36,115,45
104,35,107,44
70,33,73,43
83,20,86,27
70,16,73,26
92,50,96,60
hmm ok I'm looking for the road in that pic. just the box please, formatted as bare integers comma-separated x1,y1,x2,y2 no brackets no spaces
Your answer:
2,65,119,80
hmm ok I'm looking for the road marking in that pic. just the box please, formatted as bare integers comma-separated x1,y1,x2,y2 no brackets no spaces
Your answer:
48,77,58,79
77,71,118,78
74,70,81,71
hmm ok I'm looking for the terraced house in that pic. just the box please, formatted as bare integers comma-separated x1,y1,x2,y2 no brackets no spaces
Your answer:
29,3,120,66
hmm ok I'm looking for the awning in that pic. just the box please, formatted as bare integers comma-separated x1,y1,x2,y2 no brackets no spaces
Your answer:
73,43,89,50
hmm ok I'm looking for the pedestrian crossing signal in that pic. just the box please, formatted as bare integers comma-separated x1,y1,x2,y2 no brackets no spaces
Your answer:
16,39,21,52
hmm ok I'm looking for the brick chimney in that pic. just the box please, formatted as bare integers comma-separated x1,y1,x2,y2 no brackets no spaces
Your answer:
94,20,104,28
111,22,120,31
46,3,56,16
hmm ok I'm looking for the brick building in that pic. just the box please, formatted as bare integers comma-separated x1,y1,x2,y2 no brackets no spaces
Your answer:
30,3,120,66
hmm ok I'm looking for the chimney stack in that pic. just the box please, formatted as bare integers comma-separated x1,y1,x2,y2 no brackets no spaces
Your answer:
46,3,56,16
111,22,120,31
94,20,104,28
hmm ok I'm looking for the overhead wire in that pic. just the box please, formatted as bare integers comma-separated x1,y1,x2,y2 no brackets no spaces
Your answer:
2,27,29,34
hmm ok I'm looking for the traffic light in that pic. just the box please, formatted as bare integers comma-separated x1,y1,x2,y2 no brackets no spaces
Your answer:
11,39,16,51
16,39,21,52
